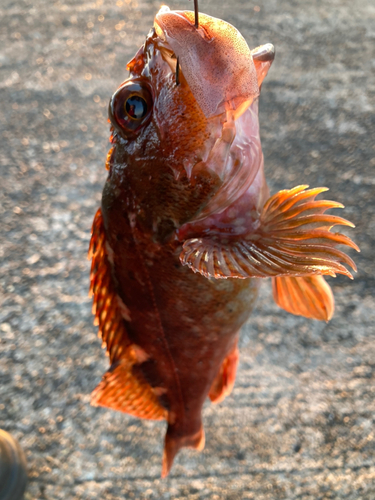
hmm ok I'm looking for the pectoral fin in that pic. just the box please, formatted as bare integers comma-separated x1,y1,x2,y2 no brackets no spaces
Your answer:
180,186,359,280
272,275,334,321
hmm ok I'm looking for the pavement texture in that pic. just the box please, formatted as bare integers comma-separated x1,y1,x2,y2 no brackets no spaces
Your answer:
1,0,374,498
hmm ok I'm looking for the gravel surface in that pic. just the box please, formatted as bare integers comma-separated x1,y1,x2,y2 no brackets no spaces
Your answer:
1,0,374,498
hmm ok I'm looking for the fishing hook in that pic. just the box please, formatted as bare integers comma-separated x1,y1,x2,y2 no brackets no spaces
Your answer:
176,0,198,85
175,56,180,86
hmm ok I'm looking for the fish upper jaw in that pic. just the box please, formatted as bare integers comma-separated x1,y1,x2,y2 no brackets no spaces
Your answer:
154,7,260,119
151,6,273,230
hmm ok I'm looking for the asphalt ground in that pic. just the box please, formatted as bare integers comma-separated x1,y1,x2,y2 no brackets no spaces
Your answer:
0,0,374,498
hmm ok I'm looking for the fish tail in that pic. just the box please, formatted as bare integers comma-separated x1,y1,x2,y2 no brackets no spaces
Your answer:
161,422,205,478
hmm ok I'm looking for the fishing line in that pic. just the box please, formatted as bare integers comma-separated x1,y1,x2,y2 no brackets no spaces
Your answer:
176,0,198,85
194,0,199,28
188,0,199,27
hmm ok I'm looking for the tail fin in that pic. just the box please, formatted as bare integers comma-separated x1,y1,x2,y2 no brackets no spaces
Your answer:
161,423,205,478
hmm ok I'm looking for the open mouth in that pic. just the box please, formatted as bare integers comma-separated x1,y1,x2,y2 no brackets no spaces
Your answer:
154,6,275,223
154,6,358,285
154,6,260,119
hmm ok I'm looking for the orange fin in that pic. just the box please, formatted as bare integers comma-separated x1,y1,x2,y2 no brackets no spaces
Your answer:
180,186,359,280
162,424,205,478
209,341,239,404
89,208,166,420
89,208,130,364
91,347,167,420
272,275,334,321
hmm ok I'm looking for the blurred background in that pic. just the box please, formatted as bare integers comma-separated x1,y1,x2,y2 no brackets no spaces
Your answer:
0,0,374,498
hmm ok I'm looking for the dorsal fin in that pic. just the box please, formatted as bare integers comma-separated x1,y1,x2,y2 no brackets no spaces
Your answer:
272,275,334,321
88,208,130,363
89,208,166,420
91,350,166,420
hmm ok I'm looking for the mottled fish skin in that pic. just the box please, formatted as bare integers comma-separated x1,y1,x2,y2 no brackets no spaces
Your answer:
90,25,261,476
89,7,358,478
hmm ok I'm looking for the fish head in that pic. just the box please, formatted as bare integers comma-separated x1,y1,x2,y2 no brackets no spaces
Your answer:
106,6,274,238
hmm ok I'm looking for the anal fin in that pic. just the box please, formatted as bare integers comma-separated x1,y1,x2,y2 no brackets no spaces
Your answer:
209,341,239,404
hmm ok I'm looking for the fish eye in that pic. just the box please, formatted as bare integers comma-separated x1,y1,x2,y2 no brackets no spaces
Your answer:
109,80,153,134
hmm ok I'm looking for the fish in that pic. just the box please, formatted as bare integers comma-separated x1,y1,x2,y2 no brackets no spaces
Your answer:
88,5,359,477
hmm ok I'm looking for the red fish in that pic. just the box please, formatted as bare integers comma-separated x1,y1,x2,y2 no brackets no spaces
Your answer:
88,6,359,477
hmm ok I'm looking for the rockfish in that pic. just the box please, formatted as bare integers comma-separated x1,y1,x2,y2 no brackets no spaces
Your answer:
88,5,359,477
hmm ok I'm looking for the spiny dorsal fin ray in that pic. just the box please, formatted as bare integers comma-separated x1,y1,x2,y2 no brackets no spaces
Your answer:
89,208,129,364
89,208,166,421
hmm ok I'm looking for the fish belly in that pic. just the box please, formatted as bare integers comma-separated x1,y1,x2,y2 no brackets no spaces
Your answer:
102,201,259,437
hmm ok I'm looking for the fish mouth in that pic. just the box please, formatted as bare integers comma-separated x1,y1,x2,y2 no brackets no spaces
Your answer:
190,102,265,223
154,6,269,223
154,6,259,120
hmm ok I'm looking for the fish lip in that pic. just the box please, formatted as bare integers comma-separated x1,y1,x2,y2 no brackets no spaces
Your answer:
154,8,259,120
